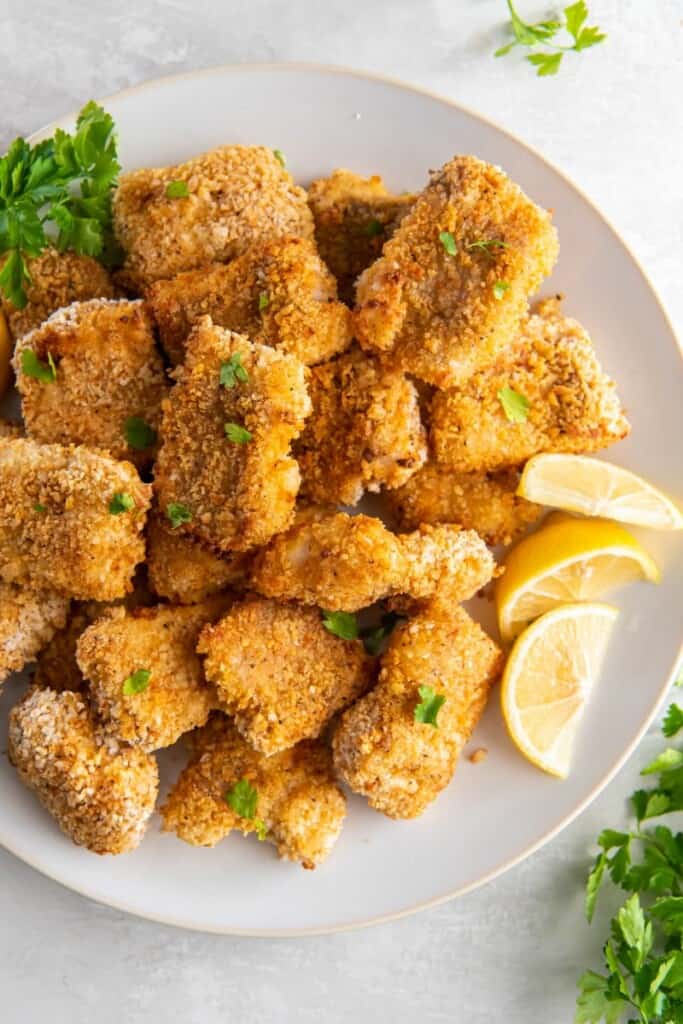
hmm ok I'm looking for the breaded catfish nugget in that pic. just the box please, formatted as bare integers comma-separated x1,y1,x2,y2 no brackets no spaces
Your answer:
9,687,158,854
295,346,427,506
161,715,346,868
0,439,150,599
114,146,314,289
431,299,630,472
307,169,414,303
154,318,310,552
396,524,495,607
355,155,558,388
14,299,167,466
333,604,503,818
198,597,375,754
147,236,351,366
0,582,70,687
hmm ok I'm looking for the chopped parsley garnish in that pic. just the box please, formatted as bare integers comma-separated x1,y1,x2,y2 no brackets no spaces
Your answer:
493,280,510,299
33,503,46,513
224,422,252,444
438,230,457,256
361,612,404,656
225,778,258,819
220,353,249,389
497,386,530,423
365,219,384,237
273,149,286,168
258,291,269,313
123,415,156,450
414,685,446,727
254,819,267,841
109,492,135,515
321,610,359,641
122,668,151,696
494,0,606,77
166,502,192,529
21,349,56,383
165,179,189,199
466,238,510,255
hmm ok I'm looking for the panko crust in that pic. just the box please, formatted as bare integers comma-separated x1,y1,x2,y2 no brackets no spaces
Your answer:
307,169,414,303
76,597,230,752
355,155,559,388
333,604,503,818
430,298,630,472
32,601,106,693
394,525,496,610
154,318,310,552
0,419,23,438
14,299,168,466
114,146,314,290
0,249,116,340
198,597,375,755
387,464,542,546
0,582,70,686
0,438,150,600
295,346,427,506
161,715,346,868
147,236,352,366
8,687,158,854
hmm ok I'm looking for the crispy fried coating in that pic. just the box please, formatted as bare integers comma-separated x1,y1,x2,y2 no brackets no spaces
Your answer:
0,582,70,687
0,438,150,599
387,464,542,545
32,601,104,693
396,525,495,607
0,419,23,438
76,598,229,752
355,155,559,388
430,299,630,472
14,299,168,466
161,715,346,868
333,604,503,818
198,597,375,755
0,249,116,340
114,146,314,290
8,687,158,854
295,346,427,506
147,236,351,366
154,318,310,552
307,169,414,303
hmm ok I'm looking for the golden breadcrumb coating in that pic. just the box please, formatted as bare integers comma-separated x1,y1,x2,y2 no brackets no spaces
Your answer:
307,169,414,303
355,155,559,388
0,419,23,438
333,604,503,818
146,236,351,366
295,346,427,506
114,146,314,290
0,438,150,599
32,601,105,693
430,298,630,472
146,511,250,605
154,318,310,552
397,524,496,606
387,464,542,545
161,714,346,868
9,686,158,854
76,598,230,752
0,249,116,340
0,582,70,686
198,596,375,754
14,299,168,466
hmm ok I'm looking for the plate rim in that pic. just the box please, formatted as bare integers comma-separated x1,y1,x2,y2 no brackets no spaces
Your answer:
2,61,680,937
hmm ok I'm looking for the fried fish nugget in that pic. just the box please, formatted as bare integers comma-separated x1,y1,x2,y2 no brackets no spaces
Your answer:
14,299,168,466
147,236,351,366
295,346,427,506
9,687,158,854
0,249,116,340
77,598,229,752
154,318,310,552
114,146,314,290
32,601,104,693
0,438,150,599
333,604,503,819
387,464,542,545
307,169,414,303
161,715,346,868
198,597,375,755
0,582,70,687
0,419,22,438
397,524,495,607
355,156,558,388
430,299,630,473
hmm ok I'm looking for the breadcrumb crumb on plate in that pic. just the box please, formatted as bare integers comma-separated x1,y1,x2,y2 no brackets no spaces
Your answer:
0,582,70,687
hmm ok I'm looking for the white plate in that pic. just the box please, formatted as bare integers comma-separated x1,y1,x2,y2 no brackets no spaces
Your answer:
1,64,681,936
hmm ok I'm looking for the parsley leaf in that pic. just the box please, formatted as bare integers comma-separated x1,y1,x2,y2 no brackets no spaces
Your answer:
493,280,510,299
526,52,564,76
122,668,151,696
220,353,249,389
109,492,135,515
258,291,269,312
663,704,683,739
33,503,46,513
494,0,605,77
466,238,510,255
166,502,192,529
21,348,56,382
273,149,286,168
365,219,384,237
225,778,259,820
254,818,268,841
438,230,457,256
321,610,359,641
165,180,189,199
414,685,446,727
123,415,156,451
497,386,529,422
224,422,252,444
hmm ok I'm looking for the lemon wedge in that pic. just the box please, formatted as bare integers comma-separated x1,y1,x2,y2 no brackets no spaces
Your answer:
518,454,683,531
501,602,618,777
496,513,659,643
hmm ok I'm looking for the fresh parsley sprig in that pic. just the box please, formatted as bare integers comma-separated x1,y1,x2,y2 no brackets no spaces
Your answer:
495,1,606,77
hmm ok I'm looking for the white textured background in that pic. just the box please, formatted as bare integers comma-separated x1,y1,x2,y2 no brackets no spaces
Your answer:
1,1,681,1020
